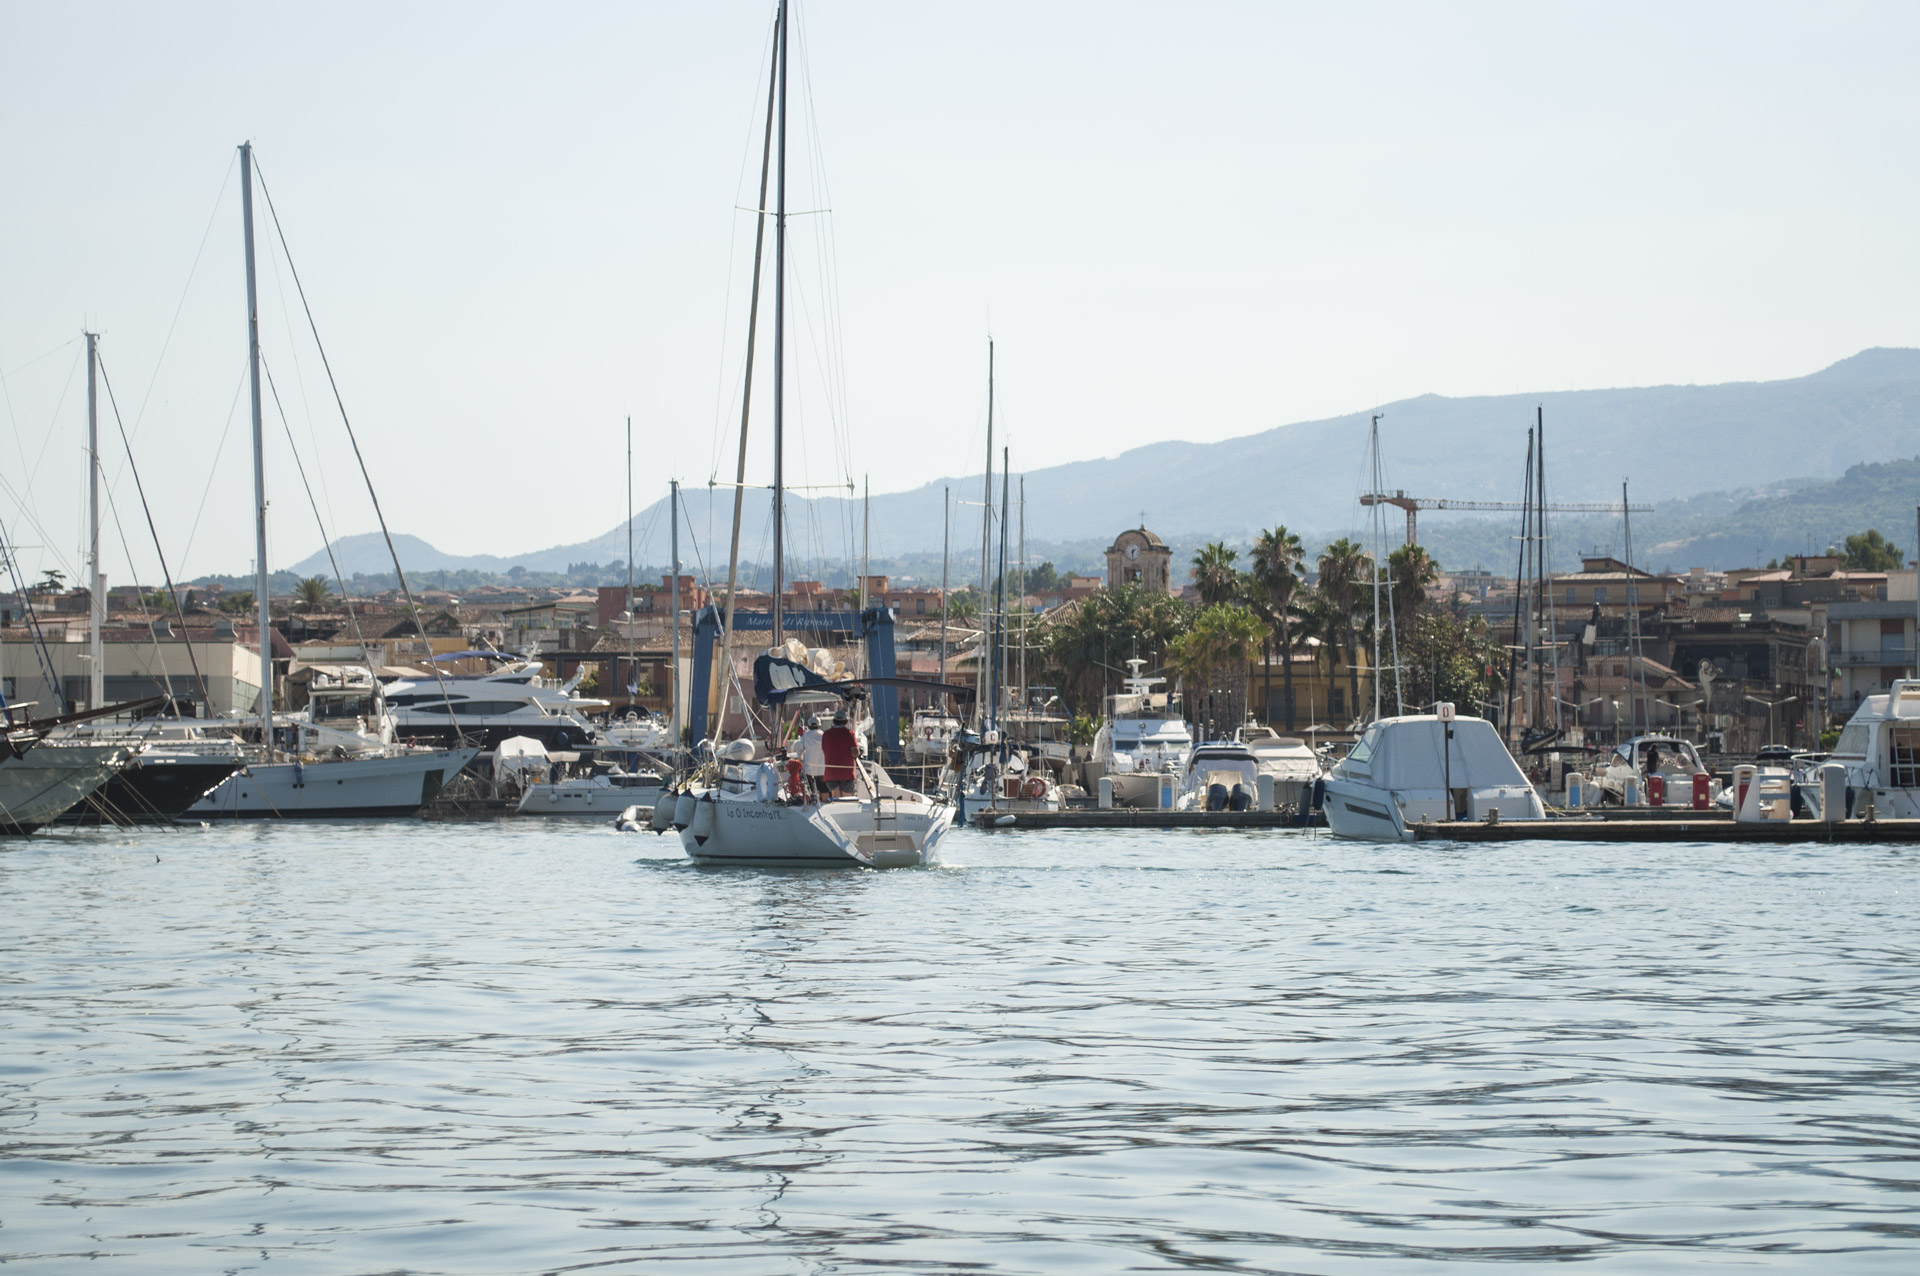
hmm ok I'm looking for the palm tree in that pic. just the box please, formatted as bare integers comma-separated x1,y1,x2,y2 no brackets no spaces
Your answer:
293,575,334,613
1387,544,1439,631
1316,537,1371,719
1041,584,1192,713
219,591,255,616
1168,603,1265,732
1190,542,1240,607
1251,526,1307,728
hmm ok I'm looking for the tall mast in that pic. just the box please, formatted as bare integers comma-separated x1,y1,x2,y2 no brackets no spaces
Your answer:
1369,413,1383,721
1537,405,1557,733
1018,474,1026,710
716,11,780,734
626,415,634,713
770,0,788,651
979,340,994,726
670,479,682,747
995,446,1010,733
240,142,273,754
85,331,104,710
1505,427,1533,744
860,474,870,611
939,486,949,686
1623,479,1649,735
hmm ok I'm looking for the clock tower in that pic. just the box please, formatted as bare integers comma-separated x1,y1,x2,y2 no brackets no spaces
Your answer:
1104,526,1172,593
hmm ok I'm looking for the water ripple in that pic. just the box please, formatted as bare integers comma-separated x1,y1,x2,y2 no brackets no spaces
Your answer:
1,823,1917,1271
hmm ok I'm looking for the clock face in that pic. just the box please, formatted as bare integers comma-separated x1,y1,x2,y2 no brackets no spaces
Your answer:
1125,545,1140,560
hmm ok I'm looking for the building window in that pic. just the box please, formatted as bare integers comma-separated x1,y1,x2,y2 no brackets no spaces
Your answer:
1565,587,1575,603
1594,587,1607,604
1329,687,1345,718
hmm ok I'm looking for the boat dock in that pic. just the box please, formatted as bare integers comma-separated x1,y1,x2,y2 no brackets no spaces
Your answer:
971,808,1316,830
1411,815,1920,843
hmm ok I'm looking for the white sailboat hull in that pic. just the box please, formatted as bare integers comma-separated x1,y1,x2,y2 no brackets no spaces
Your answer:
0,745,126,835
187,749,478,819
677,787,954,867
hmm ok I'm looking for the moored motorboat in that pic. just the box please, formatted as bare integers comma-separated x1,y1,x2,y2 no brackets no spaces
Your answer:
1321,711,1545,840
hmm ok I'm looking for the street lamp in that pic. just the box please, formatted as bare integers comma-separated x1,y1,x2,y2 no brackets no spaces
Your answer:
1744,693,1799,748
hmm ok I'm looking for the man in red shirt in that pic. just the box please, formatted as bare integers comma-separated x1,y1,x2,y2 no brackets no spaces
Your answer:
821,708,858,798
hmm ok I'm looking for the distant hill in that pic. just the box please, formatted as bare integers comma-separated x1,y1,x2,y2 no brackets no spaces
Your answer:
288,348,1920,580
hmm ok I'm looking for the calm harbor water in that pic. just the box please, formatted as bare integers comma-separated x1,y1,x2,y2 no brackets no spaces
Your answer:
3,820,1918,1273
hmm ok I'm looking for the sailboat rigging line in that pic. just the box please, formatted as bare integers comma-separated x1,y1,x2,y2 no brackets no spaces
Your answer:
1505,427,1534,744
17,344,82,512
792,6,855,467
97,470,184,713
0,334,84,383
124,151,237,450
706,6,779,487
249,154,465,742
259,353,376,669
994,447,1011,742
0,468,76,588
771,0,788,655
177,362,250,576
0,511,69,715
1538,406,1560,733
718,7,780,689
95,354,213,710
264,202,339,542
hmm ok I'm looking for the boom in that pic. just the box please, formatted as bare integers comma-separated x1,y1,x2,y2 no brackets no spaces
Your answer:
1359,490,1654,546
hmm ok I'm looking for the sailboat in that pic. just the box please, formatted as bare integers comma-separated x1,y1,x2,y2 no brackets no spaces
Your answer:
661,0,953,867
184,142,476,818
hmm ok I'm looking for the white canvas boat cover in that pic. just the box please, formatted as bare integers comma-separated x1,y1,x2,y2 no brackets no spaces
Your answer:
1342,716,1526,790
492,735,550,785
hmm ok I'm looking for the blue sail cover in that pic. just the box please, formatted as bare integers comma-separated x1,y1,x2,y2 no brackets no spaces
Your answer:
752,654,846,706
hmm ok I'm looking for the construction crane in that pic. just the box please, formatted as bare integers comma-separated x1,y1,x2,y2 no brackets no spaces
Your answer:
1359,490,1653,547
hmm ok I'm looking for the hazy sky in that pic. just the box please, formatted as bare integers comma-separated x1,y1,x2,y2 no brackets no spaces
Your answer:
5,1,1919,585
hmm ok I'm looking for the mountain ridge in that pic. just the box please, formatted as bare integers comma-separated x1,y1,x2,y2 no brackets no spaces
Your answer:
286,347,1920,580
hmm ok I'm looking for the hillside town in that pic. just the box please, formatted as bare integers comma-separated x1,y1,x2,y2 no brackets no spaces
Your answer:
6,517,1909,762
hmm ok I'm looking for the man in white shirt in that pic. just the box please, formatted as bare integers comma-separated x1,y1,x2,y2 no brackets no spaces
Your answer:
798,715,827,797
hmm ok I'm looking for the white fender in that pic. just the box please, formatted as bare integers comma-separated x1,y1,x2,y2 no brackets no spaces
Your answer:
690,795,718,845
649,797,675,834
672,792,696,831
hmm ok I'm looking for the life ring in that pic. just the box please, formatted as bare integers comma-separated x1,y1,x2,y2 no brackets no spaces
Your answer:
1024,777,1046,800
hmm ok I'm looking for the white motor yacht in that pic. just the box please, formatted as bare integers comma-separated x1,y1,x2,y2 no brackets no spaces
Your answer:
1235,722,1324,809
945,738,1063,822
516,762,665,818
905,707,964,761
1321,712,1545,840
1086,658,1193,807
1177,741,1261,811
383,658,607,752
1823,680,1920,817
1589,735,1710,804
